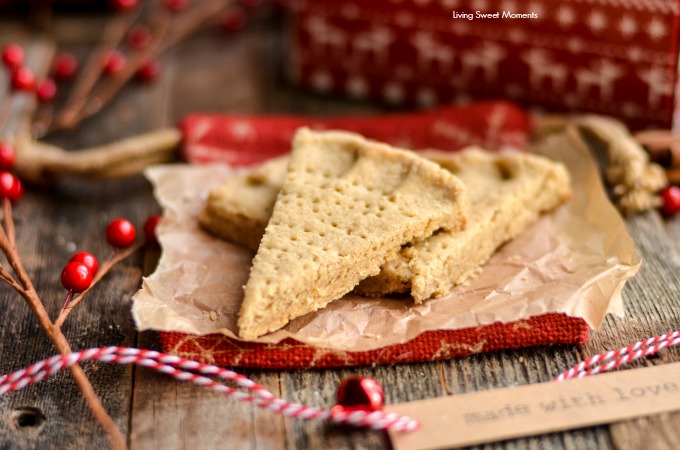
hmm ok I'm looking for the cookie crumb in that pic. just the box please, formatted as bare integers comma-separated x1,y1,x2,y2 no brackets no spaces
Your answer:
209,311,218,321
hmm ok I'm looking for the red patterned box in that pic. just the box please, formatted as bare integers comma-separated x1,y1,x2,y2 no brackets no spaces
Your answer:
286,0,680,131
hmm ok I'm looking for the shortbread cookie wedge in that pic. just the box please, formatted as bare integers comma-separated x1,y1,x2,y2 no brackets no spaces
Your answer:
199,156,289,250
400,148,572,302
201,147,571,303
237,128,468,339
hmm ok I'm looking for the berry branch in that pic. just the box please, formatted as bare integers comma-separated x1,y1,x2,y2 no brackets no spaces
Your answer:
0,176,159,449
0,0,265,185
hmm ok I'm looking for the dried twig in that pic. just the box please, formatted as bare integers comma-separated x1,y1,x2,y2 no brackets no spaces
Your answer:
51,10,139,131
13,127,181,184
55,241,142,328
51,0,234,133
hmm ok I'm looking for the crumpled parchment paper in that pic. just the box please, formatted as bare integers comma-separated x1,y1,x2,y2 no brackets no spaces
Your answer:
132,130,640,351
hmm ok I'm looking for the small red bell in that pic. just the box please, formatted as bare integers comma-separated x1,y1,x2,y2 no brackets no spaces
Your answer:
335,376,384,411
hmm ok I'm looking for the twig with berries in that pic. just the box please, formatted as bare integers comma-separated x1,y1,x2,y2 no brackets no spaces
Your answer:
0,0,264,137
0,162,161,450
0,1,265,185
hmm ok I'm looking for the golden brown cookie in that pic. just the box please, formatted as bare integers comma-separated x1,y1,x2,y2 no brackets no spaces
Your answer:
237,128,468,339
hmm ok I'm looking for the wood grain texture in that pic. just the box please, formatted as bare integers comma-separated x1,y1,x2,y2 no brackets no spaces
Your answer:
2,12,680,450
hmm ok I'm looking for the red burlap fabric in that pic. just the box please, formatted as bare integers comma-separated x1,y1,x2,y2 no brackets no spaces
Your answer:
160,313,589,369
160,101,589,369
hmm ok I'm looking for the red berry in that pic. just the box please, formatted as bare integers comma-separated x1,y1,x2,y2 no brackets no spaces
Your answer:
103,50,126,76
164,0,189,12
36,79,57,102
61,262,93,292
0,171,23,203
2,43,24,71
0,143,15,170
69,252,99,276
106,218,136,248
335,376,384,411
660,186,680,216
136,59,161,83
11,67,36,91
53,53,78,81
221,7,247,31
112,0,138,12
126,26,152,49
143,214,162,244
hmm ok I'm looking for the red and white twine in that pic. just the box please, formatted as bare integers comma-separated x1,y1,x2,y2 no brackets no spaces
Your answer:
1,331,678,432
0,346,419,432
554,330,680,381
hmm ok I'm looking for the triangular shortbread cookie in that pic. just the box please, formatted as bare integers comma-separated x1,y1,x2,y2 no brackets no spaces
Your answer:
358,148,572,301
237,128,468,339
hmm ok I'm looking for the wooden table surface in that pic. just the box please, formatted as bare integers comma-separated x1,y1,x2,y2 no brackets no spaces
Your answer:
1,11,680,450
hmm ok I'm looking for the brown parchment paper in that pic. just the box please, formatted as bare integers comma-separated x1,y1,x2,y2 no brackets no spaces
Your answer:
132,130,640,351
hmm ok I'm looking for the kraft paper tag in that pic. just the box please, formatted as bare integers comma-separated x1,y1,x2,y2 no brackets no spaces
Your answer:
387,362,680,450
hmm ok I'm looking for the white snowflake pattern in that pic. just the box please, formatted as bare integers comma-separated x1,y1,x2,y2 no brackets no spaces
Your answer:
619,15,637,37
527,1,544,18
508,28,526,44
383,82,405,104
450,20,471,35
626,46,642,62
504,83,524,98
501,0,517,12
563,92,579,108
311,71,333,92
416,88,438,107
556,6,575,28
340,3,360,19
395,11,415,27
622,103,640,118
346,76,368,98
567,37,584,53
587,10,607,32
647,18,667,40
442,0,460,7
230,121,255,141
472,0,489,12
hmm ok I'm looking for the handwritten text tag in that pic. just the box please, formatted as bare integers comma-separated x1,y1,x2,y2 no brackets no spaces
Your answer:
388,362,680,450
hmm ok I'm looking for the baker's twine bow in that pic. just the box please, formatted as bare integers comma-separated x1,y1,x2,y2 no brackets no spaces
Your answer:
1,331,678,432
0,346,419,432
